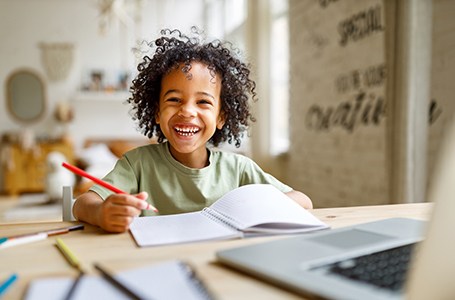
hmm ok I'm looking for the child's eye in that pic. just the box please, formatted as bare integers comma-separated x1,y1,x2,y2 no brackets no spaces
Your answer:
166,97,180,103
198,99,212,105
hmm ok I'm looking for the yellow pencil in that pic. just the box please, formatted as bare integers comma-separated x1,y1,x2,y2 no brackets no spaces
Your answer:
56,238,142,299
56,238,82,270
56,238,84,300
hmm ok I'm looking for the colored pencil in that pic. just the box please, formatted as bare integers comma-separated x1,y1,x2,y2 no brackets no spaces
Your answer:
61,162,158,212
56,238,82,269
0,273,18,297
55,238,85,300
94,263,143,300
0,225,84,249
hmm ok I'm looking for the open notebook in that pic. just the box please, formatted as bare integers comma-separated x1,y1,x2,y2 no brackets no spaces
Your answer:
129,184,328,247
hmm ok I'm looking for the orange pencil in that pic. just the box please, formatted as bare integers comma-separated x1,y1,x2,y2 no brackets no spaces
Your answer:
62,162,158,212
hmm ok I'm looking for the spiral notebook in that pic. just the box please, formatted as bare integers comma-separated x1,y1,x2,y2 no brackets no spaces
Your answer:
129,184,329,247
25,260,214,300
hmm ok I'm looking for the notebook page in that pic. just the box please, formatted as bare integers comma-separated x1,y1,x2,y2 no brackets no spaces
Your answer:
129,212,241,247
25,260,212,300
208,184,328,233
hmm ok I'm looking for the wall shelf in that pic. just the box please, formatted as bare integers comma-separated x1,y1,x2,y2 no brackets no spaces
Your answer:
72,91,130,102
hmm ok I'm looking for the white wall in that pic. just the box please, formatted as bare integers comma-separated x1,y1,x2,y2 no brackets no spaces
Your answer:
428,0,455,181
286,0,455,208
0,0,204,151
287,0,390,207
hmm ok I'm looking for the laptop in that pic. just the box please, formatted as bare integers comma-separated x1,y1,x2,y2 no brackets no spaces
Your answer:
216,120,455,300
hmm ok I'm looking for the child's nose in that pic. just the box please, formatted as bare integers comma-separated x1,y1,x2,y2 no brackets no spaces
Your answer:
179,103,197,117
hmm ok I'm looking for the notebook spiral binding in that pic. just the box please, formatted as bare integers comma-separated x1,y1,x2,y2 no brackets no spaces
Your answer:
201,208,243,231
178,261,216,300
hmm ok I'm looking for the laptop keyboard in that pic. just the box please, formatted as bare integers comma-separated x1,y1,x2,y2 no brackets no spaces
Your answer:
327,243,416,292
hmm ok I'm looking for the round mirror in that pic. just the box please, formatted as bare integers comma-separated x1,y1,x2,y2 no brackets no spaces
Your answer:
6,69,46,123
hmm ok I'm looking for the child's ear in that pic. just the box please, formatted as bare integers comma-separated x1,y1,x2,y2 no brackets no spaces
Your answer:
155,113,160,124
216,113,225,130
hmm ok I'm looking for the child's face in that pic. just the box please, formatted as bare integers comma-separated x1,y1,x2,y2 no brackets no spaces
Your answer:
156,62,225,165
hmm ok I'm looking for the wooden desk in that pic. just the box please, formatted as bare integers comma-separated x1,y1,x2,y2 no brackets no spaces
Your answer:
0,203,432,299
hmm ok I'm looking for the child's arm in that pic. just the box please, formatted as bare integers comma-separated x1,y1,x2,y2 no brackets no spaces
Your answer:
285,190,313,209
73,191,150,233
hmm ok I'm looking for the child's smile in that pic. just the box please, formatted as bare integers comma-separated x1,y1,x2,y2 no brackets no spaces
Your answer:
156,62,225,168
174,125,200,136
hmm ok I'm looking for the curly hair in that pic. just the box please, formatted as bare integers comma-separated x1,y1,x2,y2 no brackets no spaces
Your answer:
128,27,257,148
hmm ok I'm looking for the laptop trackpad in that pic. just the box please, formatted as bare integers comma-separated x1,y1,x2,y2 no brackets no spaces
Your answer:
308,229,394,249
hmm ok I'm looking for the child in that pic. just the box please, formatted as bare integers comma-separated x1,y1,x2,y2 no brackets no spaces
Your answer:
73,28,312,233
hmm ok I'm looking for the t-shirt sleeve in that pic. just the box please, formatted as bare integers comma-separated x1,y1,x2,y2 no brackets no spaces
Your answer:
89,155,139,200
239,156,293,193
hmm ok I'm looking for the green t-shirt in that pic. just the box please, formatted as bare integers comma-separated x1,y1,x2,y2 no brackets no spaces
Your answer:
90,142,292,216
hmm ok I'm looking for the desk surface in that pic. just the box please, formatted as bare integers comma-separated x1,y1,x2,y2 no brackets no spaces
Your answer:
0,202,432,299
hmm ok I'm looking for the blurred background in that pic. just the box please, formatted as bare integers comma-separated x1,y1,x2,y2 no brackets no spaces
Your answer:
0,0,453,222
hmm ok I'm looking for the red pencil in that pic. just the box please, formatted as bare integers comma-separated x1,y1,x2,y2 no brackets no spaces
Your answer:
62,162,158,212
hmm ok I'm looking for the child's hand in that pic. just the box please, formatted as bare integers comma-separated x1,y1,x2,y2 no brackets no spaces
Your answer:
97,192,150,233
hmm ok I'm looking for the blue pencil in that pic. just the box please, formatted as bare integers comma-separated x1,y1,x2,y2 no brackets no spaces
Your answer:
0,273,18,297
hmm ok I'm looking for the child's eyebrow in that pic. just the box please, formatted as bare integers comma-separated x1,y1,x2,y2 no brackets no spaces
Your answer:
163,89,216,100
196,91,216,100
162,89,181,97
